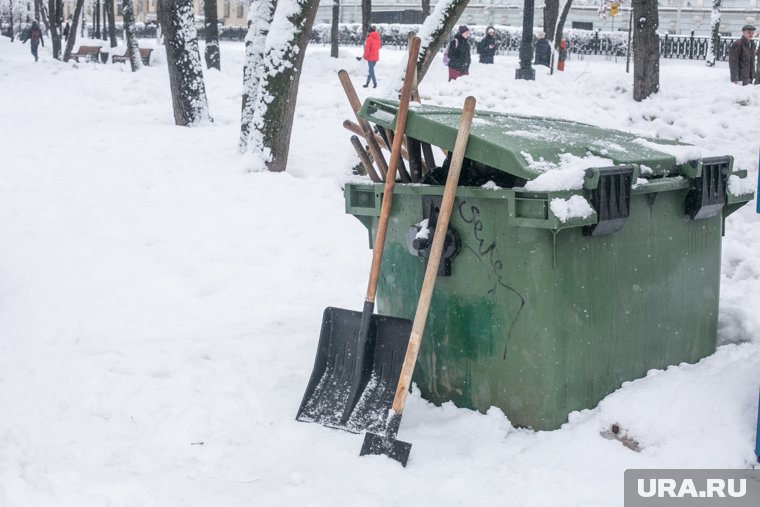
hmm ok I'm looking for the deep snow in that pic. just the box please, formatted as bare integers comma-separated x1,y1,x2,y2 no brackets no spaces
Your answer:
0,36,759,506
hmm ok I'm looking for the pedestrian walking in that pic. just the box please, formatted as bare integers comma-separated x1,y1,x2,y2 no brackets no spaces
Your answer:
63,16,71,41
447,25,471,81
362,26,381,88
477,26,497,64
729,24,756,85
22,20,45,62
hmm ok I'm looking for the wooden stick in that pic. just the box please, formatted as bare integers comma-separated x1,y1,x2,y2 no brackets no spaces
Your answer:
406,136,423,182
384,128,412,183
421,141,436,173
364,36,421,304
342,120,409,161
338,70,388,180
390,96,476,415
350,136,382,182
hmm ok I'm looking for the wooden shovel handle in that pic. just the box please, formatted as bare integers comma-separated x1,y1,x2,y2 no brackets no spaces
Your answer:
391,96,477,415
350,136,382,182
364,36,421,303
338,70,388,180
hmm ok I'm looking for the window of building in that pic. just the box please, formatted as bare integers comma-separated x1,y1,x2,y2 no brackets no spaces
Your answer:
224,0,231,17
237,3,244,18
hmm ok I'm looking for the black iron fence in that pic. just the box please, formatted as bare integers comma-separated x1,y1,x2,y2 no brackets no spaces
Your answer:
1,21,742,62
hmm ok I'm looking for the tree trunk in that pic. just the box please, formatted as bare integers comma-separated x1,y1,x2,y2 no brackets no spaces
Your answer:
554,0,573,49
94,0,100,38
421,0,430,18
705,0,720,67
632,0,659,101
361,0,370,39
34,0,40,21
123,0,142,71
330,0,338,58
414,0,469,84
8,0,14,43
239,0,277,152
63,0,86,61
544,0,558,42
158,0,212,126
204,0,220,69
102,0,108,41
48,0,62,58
249,0,320,171
106,0,117,47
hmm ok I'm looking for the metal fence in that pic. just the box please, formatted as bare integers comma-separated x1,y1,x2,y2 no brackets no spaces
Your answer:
2,22,741,62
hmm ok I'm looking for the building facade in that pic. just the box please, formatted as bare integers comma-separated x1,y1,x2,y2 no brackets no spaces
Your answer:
60,0,759,36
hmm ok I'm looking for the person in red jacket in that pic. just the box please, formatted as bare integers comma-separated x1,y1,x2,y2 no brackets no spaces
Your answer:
362,26,381,88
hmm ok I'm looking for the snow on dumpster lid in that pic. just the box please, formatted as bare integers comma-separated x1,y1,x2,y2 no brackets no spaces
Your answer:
358,98,694,183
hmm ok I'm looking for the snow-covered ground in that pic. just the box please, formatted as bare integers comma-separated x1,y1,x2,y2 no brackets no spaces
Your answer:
0,37,759,506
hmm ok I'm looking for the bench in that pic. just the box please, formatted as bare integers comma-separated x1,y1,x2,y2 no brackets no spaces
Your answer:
69,45,102,63
112,48,153,66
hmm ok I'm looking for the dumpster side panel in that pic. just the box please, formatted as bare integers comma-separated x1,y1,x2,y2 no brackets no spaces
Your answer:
359,184,722,430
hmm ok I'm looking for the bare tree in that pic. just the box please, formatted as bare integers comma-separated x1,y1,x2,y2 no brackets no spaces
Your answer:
63,0,85,61
204,0,220,69
554,0,574,49
705,0,721,67
247,0,320,171
106,0,116,47
158,0,212,126
47,0,62,58
543,0,558,42
239,0,277,152
361,0,370,39
421,0,430,17
123,0,142,71
632,0,659,101
330,0,338,58
414,0,470,84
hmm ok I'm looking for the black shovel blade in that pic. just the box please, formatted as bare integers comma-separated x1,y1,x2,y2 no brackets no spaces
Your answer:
360,432,413,467
296,306,411,434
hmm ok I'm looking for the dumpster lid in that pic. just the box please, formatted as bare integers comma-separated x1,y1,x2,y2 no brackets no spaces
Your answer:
358,98,699,185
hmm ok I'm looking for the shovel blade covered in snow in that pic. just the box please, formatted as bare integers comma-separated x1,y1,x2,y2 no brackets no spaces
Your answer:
296,306,411,434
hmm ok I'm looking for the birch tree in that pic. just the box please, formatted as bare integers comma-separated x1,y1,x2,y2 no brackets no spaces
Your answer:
204,0,220,69
158,0,212,126
705,0,720,67
123,0,142,71
239,0,277,152
246,0,320,172
632,0,659,101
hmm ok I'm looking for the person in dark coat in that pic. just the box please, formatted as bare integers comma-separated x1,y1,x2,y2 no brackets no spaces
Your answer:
447,25,471,81
534,32,552,67
729,25,756,85
63,16,71,41
477,26,497,64
361,26,381,88
22,20,45,62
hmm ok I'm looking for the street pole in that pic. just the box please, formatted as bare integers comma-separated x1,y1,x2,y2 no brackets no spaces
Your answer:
626,9,632,73
516,0,536,80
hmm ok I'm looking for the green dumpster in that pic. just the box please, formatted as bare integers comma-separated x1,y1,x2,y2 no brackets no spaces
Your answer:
345,99,755,430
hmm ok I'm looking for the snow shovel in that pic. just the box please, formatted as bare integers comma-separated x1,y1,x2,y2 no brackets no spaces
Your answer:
360,96,477,466
296,37,422,434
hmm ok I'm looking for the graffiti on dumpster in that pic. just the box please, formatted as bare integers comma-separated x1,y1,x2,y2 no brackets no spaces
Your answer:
458,201,525,359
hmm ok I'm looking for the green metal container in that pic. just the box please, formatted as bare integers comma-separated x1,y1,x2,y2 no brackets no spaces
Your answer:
346,99,754,430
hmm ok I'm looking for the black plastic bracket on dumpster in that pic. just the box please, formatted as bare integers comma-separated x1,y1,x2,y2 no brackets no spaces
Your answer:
405,196,461,276
684,156,730,220
582,165,635,236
